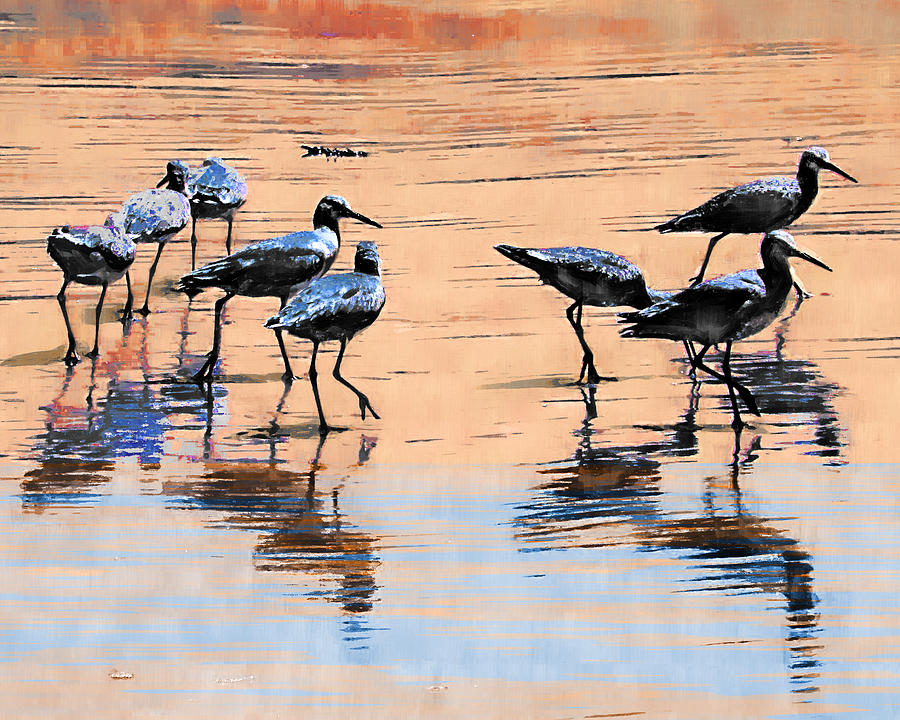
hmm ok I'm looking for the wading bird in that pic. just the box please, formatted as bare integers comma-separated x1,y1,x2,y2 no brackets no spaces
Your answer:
177,196,382,384
108,161,191,317
619,230,832,428
47,223,136,365
494,244,673,384
265,241,386,435
160,157,247,270
655,146,855,293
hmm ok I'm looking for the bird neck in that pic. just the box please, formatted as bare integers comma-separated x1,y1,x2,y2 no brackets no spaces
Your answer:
759,243,794,299
354,257,381,277
313,207,341,241
795,162,819,216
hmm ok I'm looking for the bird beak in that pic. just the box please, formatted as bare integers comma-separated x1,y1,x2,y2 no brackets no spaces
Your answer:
156,174,169,188
820,160,858,183
793,246,832,272
348,210,383,229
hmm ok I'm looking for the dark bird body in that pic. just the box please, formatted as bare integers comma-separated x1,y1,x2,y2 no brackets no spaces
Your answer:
159,157,248,270
177,195,381,384
266,241,385,434
495,244,670,384
110,161,191,316
655,146,856,291
47,223,136,365
620,230,832,427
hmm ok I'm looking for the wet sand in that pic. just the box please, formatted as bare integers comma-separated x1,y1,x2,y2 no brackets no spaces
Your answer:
0,3,899,718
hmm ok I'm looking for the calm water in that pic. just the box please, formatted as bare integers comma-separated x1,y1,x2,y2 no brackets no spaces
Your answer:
0,4,899,718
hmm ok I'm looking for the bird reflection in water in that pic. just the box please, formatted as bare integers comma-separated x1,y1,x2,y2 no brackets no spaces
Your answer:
163,428,382,638
514,388,821,696
24,314,226,508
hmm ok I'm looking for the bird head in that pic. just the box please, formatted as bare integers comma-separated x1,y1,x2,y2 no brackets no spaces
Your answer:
764,230,832,272
314,195,383,230
157,160,190,192
354,241,382,277
799,146,857,183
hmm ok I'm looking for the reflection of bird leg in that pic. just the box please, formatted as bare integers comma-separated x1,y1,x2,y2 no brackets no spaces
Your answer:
566,300,601,384
579,385,598,424
683,341,697,378
332,338,380,421
692,344,760,418
690,232,728,285
225,217,234,256
202,383,214,461
275,295,295,383
86,355,99,410
267,382,292,463
730,423,743,474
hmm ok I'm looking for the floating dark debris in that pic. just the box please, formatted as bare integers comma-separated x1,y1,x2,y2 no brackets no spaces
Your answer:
301,145,370,159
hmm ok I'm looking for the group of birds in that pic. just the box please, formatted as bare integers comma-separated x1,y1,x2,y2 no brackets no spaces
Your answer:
46,159,385,434
47,145,857,434
496,146,857,428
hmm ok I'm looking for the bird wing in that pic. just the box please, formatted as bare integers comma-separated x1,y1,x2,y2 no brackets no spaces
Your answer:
180,236,327,295
112,190,190,241
680,177,799,233
620,270,764,341
188,160,248,209
267,274,385,338
47,225,136,273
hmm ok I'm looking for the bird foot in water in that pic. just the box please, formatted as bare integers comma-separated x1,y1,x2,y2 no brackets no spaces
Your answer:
359,398,380,421
281,371,296,384
119,308,133,323
731,417,746,431
137,306,152,317
318,423,349,436
63,352,80,367
85,348,100,359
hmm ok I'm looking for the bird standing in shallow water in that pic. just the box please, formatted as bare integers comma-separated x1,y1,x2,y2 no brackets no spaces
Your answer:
47,223,136,365
163,157,247,270
494,244,673,384
265,241,386,435
108,160,191,317
655,146,856,294
619,230,832,428
177,196,382,384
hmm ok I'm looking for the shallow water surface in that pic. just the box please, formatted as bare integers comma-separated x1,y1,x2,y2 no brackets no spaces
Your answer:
0,3,899,718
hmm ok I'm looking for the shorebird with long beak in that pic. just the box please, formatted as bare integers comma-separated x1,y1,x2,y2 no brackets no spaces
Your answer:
619,230,832,428
47,223,136,365
655,147,855,294
177,196,382,384
159,157,247,270
265,241,386,435
494,245,678,384
109,160,191,317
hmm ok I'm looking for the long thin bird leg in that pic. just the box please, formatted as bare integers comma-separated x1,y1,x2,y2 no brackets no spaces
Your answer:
85,282,107,359
308,341,331,435
192,292,234,384
332,338,380,421
692,344,760,417
225,217,233,256
190,215,198,272
720,341,743,429
138,242,166,315
565,301,601,385
57,278,79,366
275,295,295,383
690,232,729,286
682,340,697,378
121,271,133,323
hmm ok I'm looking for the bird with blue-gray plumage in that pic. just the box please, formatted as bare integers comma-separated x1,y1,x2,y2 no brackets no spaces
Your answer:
158,157,248,270
107,160,191,317
494,244,674,384
655,146,856,293
177,195,382,385
619,230,832,428
265,241,385,435
46,223,136,365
